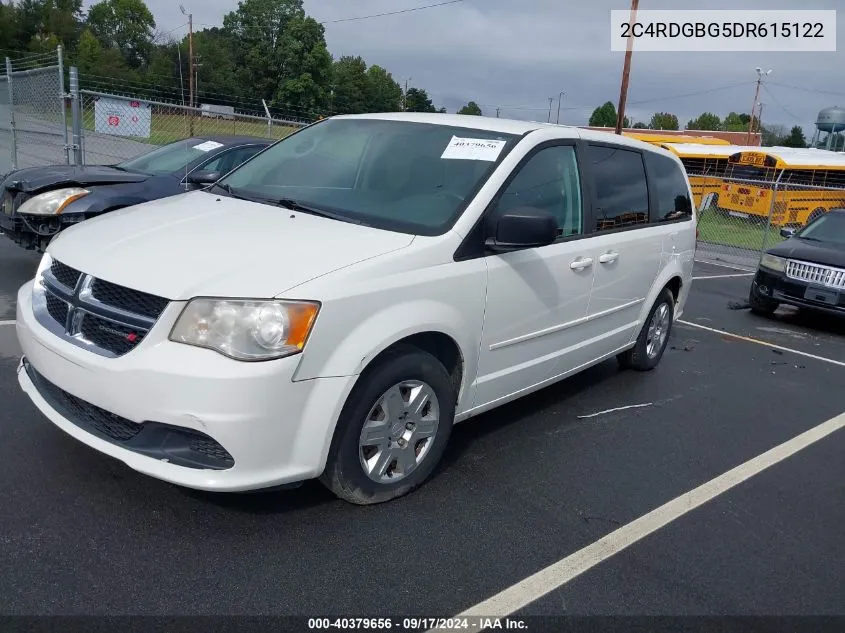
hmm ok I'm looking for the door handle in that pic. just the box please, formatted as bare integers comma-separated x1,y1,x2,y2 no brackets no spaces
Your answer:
599,251,619,264
570,257,593,271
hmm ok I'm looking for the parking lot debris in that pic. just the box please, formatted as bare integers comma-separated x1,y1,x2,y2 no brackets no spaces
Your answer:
772,349,784,355
727,300,751,310
577,403,653,419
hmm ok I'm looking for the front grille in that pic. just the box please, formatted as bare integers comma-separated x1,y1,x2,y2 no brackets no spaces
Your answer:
50,260,82,289
45,294,69,326
80,314,146,357
24,360,235,470
27,362,142,442
189,437,235,463
786,260,845,290
36,258,170,358
90,278,169,320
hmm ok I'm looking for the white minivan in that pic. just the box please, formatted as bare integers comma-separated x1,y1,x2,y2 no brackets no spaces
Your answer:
15,113,695,504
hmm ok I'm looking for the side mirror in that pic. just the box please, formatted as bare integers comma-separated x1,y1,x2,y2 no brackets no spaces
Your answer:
185,170,222,187
486,207,558,253
780,227,797,239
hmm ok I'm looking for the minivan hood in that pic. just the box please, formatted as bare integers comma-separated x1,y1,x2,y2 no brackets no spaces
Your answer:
47,191,415,300
3,165,149,193
767,238,845,269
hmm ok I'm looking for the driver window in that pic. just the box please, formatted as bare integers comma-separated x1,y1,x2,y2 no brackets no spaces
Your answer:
496,145,583,238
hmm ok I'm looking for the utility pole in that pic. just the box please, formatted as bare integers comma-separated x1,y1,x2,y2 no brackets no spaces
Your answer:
496,107,500,118
755,101,765,145
180,5,194,134
615,0,639,135
556,91,566,124
403,78,411,111
747,68,771,145
547,97,553,122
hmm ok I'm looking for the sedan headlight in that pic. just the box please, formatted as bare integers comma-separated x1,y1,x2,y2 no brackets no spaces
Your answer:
760,253,786,272
169,298,320,361
17,187,90,216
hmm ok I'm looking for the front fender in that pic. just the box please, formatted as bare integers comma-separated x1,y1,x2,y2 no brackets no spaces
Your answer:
294,299,482,411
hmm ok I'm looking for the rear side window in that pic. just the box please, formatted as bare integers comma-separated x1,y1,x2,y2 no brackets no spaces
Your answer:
645,152,693,223
587,145,649,232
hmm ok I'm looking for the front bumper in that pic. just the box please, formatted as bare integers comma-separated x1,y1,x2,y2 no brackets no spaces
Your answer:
752,267,845,316
15,281,355,492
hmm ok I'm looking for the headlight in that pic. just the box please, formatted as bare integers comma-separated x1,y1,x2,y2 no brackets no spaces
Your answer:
17,187,90,216
169,298,320,361
760,253,786,272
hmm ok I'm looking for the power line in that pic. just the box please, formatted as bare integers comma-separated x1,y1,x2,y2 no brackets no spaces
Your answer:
767,80,845,99
322,0,469,24
761,84,802,123
628,81,752,106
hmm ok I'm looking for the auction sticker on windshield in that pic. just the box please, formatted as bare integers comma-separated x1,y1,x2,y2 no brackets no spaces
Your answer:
441,136,507,162
193,141,225,152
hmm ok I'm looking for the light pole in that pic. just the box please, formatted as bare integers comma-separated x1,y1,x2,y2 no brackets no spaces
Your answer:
556,91,566,124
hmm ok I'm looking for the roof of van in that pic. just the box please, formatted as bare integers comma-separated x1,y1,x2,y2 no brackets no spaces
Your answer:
330,112,669,154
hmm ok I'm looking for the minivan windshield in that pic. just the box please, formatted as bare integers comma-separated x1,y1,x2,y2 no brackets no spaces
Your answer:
214,118,519,235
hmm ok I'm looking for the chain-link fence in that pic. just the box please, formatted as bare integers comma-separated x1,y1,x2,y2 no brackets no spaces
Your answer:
694,176,845,269
2,48,69,173
76,89,305,166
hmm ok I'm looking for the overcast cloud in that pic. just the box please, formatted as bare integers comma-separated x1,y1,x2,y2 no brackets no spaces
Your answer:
89,0,843,136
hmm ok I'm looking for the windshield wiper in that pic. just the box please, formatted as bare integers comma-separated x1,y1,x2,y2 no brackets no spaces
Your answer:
275,198,364,225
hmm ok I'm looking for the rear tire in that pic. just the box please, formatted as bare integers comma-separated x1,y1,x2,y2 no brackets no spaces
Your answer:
320,346,456,505
617,288,675,372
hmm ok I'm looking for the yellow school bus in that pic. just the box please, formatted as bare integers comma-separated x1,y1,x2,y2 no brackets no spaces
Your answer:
719,147,845,227
624,133,732,147
658,143,756,210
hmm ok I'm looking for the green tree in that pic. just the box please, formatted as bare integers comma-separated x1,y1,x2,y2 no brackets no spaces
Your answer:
331,55,368,114
649,112,679,130
686,112,722,131
87,0,156,68
44,0,83,49
272,15,332,116
723,112,750,131
589,101,617,127
458,101,482,116
188,29,243,102
781,125,807,148
364,65,402,112
404,87,435,113
0,2,16,51
631,121,649,129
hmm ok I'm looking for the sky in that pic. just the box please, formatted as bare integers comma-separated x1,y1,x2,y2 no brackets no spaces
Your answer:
90,0,844,137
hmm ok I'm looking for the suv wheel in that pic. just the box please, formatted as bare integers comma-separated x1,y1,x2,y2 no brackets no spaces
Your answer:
320,346,455,505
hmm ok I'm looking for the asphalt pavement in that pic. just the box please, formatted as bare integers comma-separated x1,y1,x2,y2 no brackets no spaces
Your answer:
0,238,842,617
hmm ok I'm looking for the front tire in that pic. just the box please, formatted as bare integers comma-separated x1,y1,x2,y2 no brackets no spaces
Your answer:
748,283,779,317
320,346,456,505
617,288,675,371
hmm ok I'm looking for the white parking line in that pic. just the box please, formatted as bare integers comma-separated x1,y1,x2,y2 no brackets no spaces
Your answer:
0,320,15,326
693,273,755,280
694,258,754,272
443,411,845,623
678,320,845,369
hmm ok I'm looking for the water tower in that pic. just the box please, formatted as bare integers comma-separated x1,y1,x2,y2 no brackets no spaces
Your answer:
812,106,845,151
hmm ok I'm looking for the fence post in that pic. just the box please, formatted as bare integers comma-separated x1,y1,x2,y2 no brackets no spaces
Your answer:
57,45,70,165
5,57,17,171
69,67,83,166
757,171,785,268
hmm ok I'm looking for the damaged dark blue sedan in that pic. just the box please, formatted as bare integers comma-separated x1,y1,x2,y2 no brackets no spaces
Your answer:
1,136,271,253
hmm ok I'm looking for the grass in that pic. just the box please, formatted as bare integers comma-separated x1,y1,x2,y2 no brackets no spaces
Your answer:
697,208,786,251
77,110,299,146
